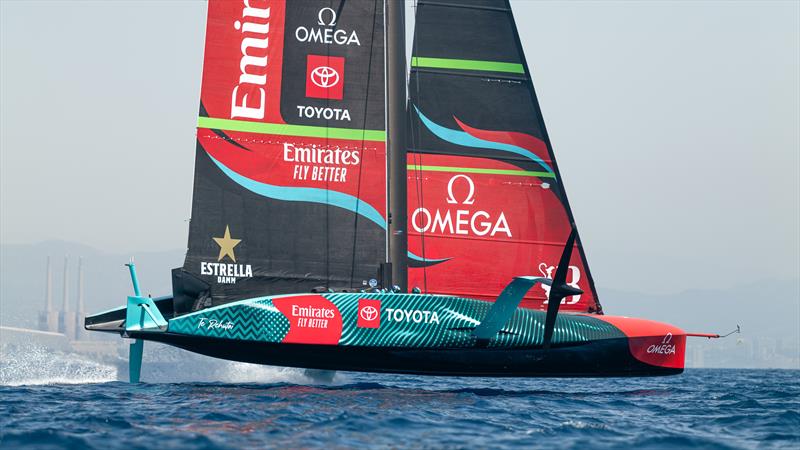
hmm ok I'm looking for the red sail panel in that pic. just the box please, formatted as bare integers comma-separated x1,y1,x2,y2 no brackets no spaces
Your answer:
200,0,286,124
407,154,595,312
197,129,386,218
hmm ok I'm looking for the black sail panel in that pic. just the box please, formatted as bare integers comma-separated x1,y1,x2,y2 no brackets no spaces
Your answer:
407,0,602,313
179,0,386,311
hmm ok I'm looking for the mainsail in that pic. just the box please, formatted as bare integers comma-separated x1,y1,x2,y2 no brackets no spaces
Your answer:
406,0,602,313
179,0,386,311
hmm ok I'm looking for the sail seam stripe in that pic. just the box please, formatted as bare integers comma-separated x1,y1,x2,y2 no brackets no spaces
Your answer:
197,117,386,142
407,234,577,247
408,164,556,178
410,67,528,81
416,1,510,12
411,57,525,74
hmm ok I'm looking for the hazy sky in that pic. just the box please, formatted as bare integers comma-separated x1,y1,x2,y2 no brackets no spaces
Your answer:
1,0,798,294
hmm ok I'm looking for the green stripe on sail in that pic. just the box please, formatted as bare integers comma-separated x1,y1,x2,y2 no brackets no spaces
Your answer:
411,57,525,74
197,117,386,142
408,164,556,178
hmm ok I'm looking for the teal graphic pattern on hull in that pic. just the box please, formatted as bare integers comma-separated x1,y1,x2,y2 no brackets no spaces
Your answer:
168,293,624,349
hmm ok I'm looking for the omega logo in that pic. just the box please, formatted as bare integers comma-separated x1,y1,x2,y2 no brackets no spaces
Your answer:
412,174,511,237
446,174,475,205
318,7,337,26
646,332,677,355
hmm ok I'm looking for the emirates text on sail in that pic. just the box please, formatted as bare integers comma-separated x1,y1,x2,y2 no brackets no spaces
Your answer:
230,0,270,120
284,143,359,183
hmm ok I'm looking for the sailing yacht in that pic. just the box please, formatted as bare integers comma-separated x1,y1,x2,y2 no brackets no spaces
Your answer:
86,0,720,381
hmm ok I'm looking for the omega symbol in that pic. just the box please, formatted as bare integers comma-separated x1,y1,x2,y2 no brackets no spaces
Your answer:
318,7,337,26
446,174,475,205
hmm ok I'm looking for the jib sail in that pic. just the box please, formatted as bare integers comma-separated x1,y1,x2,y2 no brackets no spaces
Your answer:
179,0,386,310
406,0,602,313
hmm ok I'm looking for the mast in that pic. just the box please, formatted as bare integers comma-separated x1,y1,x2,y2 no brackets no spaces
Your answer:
386,0,408,291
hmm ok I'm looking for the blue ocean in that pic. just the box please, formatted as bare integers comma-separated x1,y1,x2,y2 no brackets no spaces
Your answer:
1,352,798,450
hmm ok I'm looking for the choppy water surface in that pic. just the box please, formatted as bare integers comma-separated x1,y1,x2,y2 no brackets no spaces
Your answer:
0,350,797,449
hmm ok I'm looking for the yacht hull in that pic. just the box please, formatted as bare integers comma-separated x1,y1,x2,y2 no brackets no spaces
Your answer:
136,332,682,377
87,292,686,377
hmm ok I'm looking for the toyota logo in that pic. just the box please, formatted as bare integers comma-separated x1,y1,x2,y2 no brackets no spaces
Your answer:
360,305,378,322
310,66,340,89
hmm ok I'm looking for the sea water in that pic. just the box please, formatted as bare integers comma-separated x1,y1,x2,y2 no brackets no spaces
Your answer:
0,347,798,449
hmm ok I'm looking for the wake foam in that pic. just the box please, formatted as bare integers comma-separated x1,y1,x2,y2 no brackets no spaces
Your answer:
0,344,117,386
130,342,339,385
0,339,341,386
217,362,323,384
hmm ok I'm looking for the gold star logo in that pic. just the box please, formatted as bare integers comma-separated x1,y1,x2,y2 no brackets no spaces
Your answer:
212,225,241,262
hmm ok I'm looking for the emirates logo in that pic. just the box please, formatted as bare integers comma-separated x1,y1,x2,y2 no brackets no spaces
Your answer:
310,66,340,89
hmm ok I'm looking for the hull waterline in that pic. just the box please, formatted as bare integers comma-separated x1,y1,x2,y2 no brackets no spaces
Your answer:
133,332,682,377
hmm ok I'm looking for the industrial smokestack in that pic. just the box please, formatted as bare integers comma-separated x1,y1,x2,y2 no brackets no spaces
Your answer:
74,257,86,340
46,256,52,311
58,255,76,339
62,255,69,313
39,256,57,332
77,257,84,314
